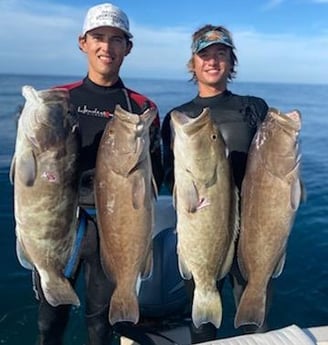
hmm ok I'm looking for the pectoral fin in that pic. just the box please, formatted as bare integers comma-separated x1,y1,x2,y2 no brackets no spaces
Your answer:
291,178,302,211
272,252,286,278
180,179,200,213
140,246,153,280
9,154,16,185
151,175,158,200
17,149,37,186
16,240,33,270
300,178,307,203
178,254,192,280
131,173,146,209
172,184,177,209
237,255,248,281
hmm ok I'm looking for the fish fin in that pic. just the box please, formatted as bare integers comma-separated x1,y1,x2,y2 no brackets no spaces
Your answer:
225,146,230,159
172,184,177,209
237,240,248,281
140,247,153,280
234,284,266,329
178,254,192,280
151,175,158,200
15,239,33,270
219,241,235,279
9,154,16,185
180,180,200,213
136,274,142,295
192,286,222,328
272,252,286,278
17,149,37,186
237,255,248,281
39,270,80,307
231,186,240,242
300,178,307,203
223,185,240,278
131,174,145,209
291,178,302,211
109,289,139,325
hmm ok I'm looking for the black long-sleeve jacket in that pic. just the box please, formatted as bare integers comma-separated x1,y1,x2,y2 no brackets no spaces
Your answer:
56,76,163,207
161,90,268,192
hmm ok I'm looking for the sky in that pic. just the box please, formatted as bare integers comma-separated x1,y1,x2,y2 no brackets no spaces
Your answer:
1,0,328,84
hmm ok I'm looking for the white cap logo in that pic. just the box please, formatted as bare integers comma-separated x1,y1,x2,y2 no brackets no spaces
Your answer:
82,3,133,38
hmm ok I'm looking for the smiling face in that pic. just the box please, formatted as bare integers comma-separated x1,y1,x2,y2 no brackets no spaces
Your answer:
192,43,232,96
79,26,132,86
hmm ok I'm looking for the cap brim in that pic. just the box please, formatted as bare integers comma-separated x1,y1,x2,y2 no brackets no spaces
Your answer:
82,25,133,38
194,39,233,54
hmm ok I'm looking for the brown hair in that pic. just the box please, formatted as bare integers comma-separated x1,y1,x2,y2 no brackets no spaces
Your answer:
187,24,238,83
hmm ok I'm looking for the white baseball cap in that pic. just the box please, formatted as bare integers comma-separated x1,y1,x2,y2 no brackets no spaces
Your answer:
82,3,133,38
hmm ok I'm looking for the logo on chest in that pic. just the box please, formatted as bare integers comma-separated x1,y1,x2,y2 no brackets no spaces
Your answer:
77,105,113,118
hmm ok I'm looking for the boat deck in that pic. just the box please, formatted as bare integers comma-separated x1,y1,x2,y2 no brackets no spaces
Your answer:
120,324,328,345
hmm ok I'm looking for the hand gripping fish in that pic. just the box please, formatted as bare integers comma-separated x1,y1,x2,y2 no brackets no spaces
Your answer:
9,85,80,307
95,104,157,325
235,108,305,329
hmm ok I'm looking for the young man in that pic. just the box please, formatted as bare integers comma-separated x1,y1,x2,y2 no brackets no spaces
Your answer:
161,25,269,342
32,3,163,345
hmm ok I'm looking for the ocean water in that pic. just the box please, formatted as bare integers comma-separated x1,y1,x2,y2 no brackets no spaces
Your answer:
0,74,327,344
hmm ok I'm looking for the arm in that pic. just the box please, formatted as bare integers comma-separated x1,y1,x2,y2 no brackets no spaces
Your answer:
161,113,174,194
244,96,269,126
149,116,164,191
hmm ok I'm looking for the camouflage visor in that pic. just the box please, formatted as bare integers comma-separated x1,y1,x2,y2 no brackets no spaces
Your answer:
191,29,234,54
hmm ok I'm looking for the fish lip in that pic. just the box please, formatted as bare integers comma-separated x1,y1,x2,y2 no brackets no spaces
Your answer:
114,105,142,124
171,108,211,133
269,108,301,132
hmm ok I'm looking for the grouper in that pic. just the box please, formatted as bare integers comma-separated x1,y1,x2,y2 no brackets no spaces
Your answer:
235,107,304,329
171,107,239,328
94,104,157,325
9,85,80,307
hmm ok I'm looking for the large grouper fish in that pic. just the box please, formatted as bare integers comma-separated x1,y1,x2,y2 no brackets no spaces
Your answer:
235,107,304,329
94,104,157,325
9,85,80,307
170,107,239,328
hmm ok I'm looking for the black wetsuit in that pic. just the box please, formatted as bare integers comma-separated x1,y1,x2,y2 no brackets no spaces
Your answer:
161,89,269,342
33,76,163,345
162,90,268,192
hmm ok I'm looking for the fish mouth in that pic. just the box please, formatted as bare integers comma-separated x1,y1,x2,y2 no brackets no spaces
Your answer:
269,107,301,132
171,107,211,133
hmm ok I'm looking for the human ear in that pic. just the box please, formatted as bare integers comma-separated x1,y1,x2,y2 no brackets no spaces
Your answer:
78,35,87,53
125,40,133,56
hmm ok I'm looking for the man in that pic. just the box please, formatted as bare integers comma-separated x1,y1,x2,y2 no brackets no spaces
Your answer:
161,25,269,342
31,3,163,345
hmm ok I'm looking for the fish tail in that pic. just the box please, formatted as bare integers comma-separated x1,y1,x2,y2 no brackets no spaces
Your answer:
41,276,80,307
192,286,222,329
109,289,139,325
234,285,266,329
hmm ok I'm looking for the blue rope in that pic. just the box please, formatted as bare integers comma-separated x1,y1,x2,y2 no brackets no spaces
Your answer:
85,208,97,216
64,208,96,278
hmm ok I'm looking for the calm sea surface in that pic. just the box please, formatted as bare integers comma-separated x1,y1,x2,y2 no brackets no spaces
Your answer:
0,74,327,344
